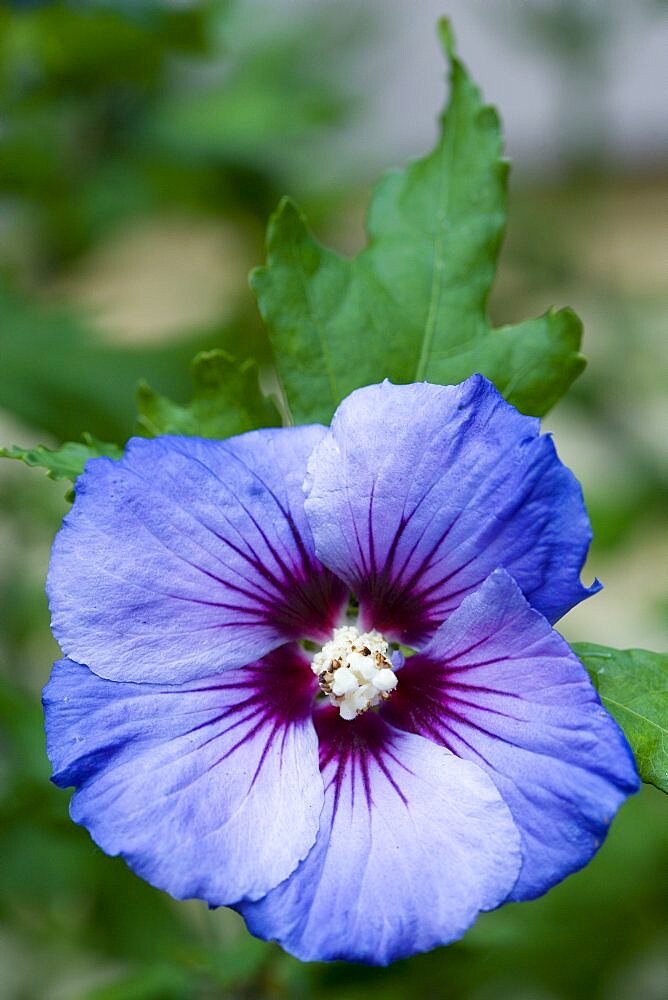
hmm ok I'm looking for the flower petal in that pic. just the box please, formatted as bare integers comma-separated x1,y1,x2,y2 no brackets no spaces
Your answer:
48,429,347,683
43,646,324,906
238,708,521,965
304,377,599,644
383,569,640,901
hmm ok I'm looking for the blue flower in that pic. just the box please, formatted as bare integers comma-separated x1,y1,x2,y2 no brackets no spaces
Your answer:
44,376,638,965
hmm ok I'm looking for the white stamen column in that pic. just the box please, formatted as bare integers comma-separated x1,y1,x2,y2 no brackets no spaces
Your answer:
311,626,398,720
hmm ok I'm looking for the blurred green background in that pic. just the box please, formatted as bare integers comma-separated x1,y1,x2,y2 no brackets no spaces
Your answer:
0,2,666,997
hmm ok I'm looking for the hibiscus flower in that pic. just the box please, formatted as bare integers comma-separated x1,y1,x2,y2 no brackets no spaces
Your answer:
43,376,638,964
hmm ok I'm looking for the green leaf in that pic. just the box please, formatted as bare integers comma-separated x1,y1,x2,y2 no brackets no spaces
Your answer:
252,18,585,425
0,434,122,483
136,349,280,438
573,642,668,793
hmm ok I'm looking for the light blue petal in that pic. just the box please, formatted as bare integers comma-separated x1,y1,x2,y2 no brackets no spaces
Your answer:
239,709,521,965
48,428,346,683
383,569,640,900
43,648,324,906
304,377,599,645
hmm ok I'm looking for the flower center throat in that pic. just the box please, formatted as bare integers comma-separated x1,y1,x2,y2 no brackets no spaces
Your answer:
311,626,398,721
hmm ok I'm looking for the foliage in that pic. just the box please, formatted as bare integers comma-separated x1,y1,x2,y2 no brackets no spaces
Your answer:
575,644,668,793
136,349,280,439
252,21,584,425
0,435,122,483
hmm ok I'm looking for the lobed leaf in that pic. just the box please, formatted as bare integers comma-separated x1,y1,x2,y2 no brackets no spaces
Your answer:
252,18,585,425
135,348,280,438
0,435,122,484
574,642,668,794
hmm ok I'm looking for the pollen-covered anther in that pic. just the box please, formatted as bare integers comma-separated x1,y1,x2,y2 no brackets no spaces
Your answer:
311,625,398,721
